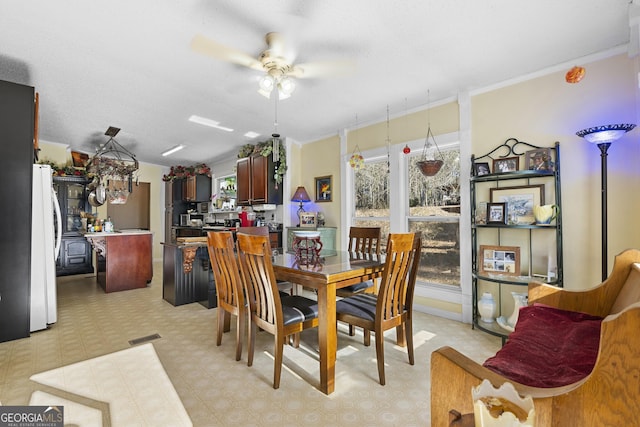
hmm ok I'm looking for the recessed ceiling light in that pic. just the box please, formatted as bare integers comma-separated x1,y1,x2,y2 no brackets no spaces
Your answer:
188,115,233,132
244,131,260,138
162,144,185,157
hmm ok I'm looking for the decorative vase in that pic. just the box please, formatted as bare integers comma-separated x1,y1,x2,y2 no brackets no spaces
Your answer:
478,292,496,323
507,292,528,328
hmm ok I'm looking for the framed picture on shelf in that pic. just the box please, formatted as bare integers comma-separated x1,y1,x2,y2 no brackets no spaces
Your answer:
492,156,519,173
490,184,545,225
315,175,332,202
525,148,554,171
473,162,491,176
475,202,488,224
479,245,521,276
486,202,507,224
299,212,317,228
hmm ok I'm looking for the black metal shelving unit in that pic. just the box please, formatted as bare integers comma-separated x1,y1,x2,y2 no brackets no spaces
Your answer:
470,139,562,342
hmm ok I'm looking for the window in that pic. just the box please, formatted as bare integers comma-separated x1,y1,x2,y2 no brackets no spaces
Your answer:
407,149,460,286
353,156,390,249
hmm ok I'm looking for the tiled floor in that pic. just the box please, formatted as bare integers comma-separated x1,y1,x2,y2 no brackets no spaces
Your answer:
0,263,501,426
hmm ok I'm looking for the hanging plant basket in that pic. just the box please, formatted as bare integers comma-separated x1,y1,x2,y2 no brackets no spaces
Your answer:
417,124,445,177
416,159,443,176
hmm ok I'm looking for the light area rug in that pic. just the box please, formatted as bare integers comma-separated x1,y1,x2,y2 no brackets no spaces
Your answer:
29,343,192,427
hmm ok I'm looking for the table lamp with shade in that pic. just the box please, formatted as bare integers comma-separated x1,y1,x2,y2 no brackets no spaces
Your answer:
291,186,311,227
576,123,636,281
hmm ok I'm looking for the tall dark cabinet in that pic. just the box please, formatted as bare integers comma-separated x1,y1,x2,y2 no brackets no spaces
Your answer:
0,80,34,342
53,176,94,276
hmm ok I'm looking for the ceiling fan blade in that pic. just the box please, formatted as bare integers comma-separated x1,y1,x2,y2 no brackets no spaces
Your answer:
190,34,263,71
288,60,356,79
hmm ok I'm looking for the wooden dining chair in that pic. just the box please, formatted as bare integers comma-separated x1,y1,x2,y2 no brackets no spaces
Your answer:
236,233,319,389
237,226,295,296
335,232,421,385
336,226,382,298
206,231,246,361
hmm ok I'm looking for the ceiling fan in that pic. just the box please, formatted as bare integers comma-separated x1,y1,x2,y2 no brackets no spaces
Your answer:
190,32,354,99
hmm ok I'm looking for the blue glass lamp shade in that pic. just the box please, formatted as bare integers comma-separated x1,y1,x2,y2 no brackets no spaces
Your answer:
576,124,635,144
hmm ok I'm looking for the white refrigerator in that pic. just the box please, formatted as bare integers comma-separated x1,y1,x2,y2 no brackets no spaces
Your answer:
31,164,62,332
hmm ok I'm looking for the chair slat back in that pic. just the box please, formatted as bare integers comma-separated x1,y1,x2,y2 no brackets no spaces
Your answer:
207,231,244,310
236,233,282,328
377,232,421,321
348,227,382,255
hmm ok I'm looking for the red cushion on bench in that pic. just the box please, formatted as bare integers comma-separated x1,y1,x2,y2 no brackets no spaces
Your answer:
482,305,603,388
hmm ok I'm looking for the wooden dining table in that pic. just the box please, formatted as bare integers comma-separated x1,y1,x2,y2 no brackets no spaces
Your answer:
271,250,384,395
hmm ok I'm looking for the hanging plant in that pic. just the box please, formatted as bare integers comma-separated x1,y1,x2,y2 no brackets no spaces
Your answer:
417,126,444,177
162,163,211,181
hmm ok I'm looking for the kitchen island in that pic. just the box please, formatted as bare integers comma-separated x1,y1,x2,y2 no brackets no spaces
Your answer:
162,237,215,307
84,230,153,293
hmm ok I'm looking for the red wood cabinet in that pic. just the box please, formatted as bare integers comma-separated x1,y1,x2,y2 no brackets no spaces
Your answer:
236,154,282,206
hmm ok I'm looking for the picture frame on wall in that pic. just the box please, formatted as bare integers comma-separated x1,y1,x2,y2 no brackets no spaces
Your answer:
492,156,519,173
479,245,521,276
299,212,317,228
315,175,332,202
525,147,554,171
486,202,507,224
490,184,545,225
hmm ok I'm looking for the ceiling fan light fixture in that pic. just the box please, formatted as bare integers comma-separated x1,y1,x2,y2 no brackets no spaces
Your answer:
278,77,295,95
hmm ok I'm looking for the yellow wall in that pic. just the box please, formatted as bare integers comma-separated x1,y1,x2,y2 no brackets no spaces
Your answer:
298,52,640,316
472,53,640,288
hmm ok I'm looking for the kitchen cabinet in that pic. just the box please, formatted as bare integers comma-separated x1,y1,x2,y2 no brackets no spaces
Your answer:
0,79,33,342
470,139,562,341
162,241,213,307
236,154,282,206
183,174,211,202
54,176,94,276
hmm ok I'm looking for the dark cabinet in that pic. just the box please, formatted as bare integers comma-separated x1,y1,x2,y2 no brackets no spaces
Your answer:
183,175,211,202
236,154,282,206
54,176,94,276
0,79,34,343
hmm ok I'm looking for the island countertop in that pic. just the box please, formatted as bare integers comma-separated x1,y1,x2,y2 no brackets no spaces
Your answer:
84,231,153,293
84,229,153,237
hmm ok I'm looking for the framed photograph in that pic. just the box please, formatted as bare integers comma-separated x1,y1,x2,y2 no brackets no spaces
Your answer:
473,162,491,176
525,148,554,171
315,175,332,202
479,245,521,276
490,184,545,225
299,212,317,228
492,156,519,173
487,202,507,224
475,202,488,225
71,150,89,168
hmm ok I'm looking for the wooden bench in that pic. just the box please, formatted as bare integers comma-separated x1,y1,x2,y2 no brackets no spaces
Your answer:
431,249,640,426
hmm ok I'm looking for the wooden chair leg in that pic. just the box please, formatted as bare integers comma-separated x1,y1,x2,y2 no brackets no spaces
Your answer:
375,330,386,385
364,329,371,346
216,309,225,346
406,319,414,366
247,321,256,367
235,311,245,361
223,310,231,332
349,325,356,336
273,335,285,389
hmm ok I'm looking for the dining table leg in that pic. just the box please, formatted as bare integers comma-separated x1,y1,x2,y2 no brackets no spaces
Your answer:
316,282,336,395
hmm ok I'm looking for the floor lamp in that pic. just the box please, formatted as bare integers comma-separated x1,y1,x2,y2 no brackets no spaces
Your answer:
576,123,636,281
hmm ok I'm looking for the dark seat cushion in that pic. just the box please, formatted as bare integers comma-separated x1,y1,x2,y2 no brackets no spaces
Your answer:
482,304,603,388
280,296,319,326
340,280,374,294
335,293,378,321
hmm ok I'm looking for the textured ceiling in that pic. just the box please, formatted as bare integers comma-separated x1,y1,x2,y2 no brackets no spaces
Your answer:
0,0,633,168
